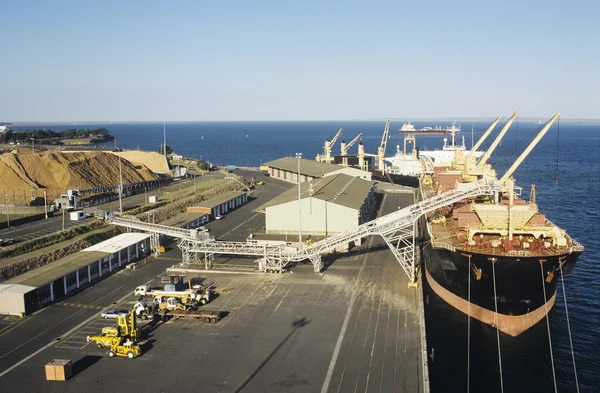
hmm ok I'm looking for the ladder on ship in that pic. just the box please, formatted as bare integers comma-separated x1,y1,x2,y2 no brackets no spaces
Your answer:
109,180,499,282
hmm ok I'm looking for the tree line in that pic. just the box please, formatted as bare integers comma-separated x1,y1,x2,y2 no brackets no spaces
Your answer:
0,127,115,144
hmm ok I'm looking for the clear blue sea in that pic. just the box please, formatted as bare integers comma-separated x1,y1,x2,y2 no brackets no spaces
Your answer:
11,119,600,392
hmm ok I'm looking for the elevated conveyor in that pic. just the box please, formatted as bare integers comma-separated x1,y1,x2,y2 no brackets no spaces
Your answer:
110,180,499,282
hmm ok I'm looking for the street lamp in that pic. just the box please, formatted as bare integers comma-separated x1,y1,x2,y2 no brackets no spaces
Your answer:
295,152,302,248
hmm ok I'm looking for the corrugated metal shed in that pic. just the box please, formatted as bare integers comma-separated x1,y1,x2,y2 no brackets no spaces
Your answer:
263,157,342,178
4,251,109,287
162,212,208,227
258,174,374,211
83,233,150,253
194,191,246,209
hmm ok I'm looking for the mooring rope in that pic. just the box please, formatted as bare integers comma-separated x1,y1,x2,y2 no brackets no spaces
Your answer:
541,262,558,393
467,255,471,393
560,261,580,392
491,258,504,393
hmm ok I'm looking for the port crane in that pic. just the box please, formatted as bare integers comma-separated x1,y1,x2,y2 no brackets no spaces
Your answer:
316,128,343,163
378,118,391,170
340,133,362,156
340,133,362,166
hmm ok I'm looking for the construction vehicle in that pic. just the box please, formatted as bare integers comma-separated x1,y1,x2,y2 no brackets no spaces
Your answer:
87,309,142,359
316,128,342,163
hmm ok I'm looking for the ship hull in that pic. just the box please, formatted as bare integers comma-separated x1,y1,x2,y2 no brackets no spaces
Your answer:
371,171,420,188
424,242,582,336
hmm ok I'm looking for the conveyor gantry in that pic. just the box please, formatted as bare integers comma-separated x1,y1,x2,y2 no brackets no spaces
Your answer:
110,180,499,283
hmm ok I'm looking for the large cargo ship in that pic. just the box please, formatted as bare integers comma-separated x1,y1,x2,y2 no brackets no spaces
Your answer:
383,122,488,188
421,112,584,336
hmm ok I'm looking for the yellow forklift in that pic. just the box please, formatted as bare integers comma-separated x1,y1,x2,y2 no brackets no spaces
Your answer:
87,309,142,359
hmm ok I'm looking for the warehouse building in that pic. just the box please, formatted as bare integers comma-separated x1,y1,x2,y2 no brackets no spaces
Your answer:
258,173,377,237
263,157,372,183
187,191,248,218
162,211,210,229
0,233,150,316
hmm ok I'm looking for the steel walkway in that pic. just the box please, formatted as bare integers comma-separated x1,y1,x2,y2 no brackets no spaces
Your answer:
109,180,499,282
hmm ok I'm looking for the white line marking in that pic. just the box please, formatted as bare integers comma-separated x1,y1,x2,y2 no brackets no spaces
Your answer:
0,278,152,379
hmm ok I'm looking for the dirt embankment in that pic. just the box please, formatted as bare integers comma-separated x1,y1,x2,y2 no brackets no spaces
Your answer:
0,151,162,194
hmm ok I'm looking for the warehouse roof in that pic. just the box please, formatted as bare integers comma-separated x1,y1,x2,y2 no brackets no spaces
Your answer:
162,212,208,227
5,251,109,287
194,191,246,209
263,157,342,178
0,283,37,294
257,173,374,211
6,233,150,288
83,233,150,253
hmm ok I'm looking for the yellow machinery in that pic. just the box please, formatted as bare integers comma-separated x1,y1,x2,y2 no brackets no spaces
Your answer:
87,310,142,359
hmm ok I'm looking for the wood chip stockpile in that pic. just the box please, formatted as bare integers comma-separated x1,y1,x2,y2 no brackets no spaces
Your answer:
0,151,161,197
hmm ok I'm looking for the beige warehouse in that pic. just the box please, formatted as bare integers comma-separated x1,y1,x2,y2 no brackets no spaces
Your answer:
258,173,377,238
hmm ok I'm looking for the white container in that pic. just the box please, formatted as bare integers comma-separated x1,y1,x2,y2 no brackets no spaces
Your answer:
149,195,159,203
69,211,85,221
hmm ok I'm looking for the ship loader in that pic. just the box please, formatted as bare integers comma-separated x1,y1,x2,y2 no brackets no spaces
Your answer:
87,309,142,359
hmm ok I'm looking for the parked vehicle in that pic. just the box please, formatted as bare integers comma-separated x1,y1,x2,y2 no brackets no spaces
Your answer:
100,309,129,319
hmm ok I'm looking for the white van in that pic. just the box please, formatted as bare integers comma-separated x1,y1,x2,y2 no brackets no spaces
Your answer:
134,285,152,296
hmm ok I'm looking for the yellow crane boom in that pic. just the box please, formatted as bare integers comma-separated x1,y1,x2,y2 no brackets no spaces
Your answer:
500,113,560,183
467,115,502,156
340,133,362,156
378,118,391,170
477,110,519,168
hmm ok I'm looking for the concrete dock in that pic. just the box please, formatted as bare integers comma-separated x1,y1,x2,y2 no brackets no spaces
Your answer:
0,179,428,393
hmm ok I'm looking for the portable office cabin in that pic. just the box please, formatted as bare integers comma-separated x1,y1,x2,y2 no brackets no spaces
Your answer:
0,284,37,315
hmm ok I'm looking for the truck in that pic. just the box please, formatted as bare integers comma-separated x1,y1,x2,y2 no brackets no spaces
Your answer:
157,307,221,324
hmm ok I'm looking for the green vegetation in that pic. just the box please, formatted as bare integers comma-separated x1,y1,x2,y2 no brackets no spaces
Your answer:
1,127,114,145
197,160,209,170
0,221,105,259
158,144,173,155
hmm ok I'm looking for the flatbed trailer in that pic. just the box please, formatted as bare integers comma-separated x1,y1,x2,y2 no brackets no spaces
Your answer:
156,309,221,323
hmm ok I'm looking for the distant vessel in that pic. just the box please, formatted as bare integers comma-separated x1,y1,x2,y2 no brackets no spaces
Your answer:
384,126,479,187
399,121,462,135
400,121,416,132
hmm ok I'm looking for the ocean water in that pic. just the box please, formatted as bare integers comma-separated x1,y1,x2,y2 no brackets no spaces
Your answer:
11,119,600,391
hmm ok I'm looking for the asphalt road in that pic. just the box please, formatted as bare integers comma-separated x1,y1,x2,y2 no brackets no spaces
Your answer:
0,174,426,393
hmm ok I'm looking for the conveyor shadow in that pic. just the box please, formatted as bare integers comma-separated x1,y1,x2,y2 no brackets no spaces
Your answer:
234,317,310,393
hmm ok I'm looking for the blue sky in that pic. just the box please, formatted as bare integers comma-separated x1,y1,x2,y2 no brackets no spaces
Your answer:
0,0,598,121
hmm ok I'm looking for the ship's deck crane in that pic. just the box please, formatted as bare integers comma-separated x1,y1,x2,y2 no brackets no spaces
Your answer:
340,133,362,156
378,118,391,170
316,128,343,163
467,115,503,157
477,110,519,168
500,113,560,184
340,133,363,167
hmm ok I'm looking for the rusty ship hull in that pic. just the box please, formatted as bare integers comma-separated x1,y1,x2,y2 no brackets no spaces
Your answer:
423,238,582,336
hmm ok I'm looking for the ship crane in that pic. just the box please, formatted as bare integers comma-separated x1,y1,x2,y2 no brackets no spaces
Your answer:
499,113,560,184
477,110,519,169
316,128,343,163
340,133,363,167
378,118,391,170
466,115,503,157
340,133,362,156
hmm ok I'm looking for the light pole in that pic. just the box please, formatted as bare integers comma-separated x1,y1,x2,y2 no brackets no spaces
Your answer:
295,152,302,248
4,194,9,228
163,122,167,160
32,138,35,155
43,190,48,219
118,156,123,216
